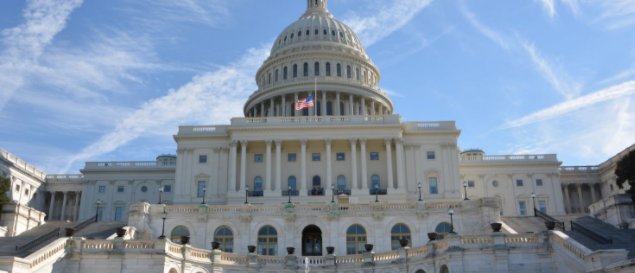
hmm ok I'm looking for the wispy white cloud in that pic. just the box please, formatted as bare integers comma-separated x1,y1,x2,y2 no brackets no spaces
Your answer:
61,45,271,172
459,2,510,50
520,40,582,99
0,0,84,111
501,80,635,129
591,0,635,30
538,0,557,18
343,0,433,47
561,0,580,16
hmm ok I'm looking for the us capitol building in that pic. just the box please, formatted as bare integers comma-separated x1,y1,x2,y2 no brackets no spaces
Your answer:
1,1,635,272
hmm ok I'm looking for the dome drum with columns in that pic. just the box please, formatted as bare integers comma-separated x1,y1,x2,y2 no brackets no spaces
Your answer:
244,0,392,118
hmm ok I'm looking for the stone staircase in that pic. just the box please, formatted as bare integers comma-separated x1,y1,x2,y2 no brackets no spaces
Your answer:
0,221,127,257
564,216,635,259
501,216,548,233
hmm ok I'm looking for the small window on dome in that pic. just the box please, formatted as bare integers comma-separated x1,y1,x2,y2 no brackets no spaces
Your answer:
323,29,327,35
339,31,343,38
284,36,287,42
298,31,302,37
306,30,310,36
278,40,281,45
315,29,318,35
290,33,294,39
331,30,335,36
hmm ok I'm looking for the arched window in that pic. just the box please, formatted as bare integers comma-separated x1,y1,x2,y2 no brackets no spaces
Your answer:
346,225,367,254
346,65,351,78
298,31,302,37
356,68,360,80
440,265,449,273
257,226,278,256
283,67,288,80
170,226,190,243
214,227,234,252
303,63,309,77
331,30,336,36
435,222,452,240
288,176,297,192
312,175,321,188
337,175,346,191
323,29,327,35
275,69,279,82
306,30,310,36
326,101,333,115
315,29,318,35
254,177,263,196
326,62,331,76
391,224,411,250
290,33,294,39
371,175,380,191
496,196,503,216
293,64,298,78
314,62,320,76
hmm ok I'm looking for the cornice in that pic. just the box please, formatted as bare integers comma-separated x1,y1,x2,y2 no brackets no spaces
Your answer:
226,123,404,132
80,168,176,174
459,161,563,168
173,134,229,141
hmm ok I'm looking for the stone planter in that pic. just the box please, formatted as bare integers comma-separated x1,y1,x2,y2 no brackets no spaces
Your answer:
116,228,127,238
326,246,335,254
248,245,256,253
364,244,374,252
427,232,438,241
490,223,502,232
211,242,220,250
64,228,76,237
286,247,295,255
399,239,409,248
545,221,556,231
180,236,190,245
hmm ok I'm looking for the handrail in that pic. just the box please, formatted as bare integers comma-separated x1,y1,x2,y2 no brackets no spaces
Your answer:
73,216,96,233
16,227,60,252
535,208,565,231
570,220,613,244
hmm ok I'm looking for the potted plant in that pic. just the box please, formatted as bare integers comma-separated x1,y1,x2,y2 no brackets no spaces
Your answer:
211,242,220,250
115,228,127,238
326,246,335,254
427,232,438,241
399,239,409,248
490,223,503,232
64,228,76,237
180,236,190,245
364,244,374,252
248,245,256,253
286,247,295,255
545,221,556,230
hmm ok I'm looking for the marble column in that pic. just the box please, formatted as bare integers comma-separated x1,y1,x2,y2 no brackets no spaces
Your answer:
48,191,56,221
275,140,282,193
385,138,394,189
260,103,265,118
240,140,248,191
300,139,308,195
270,99,274,117
361,97,366,116
229,141,237,192
265,140,272,192
590,184,597,204
73,192,81,221
349,94,354,116
379,104,383,116
60,191,68,221
360,138,368,192
350,138,358,190
563,184,572,214
395,138,405,191
322,91,327,116
325,139,332,192
336,92,341,116
576,184,584,213
371,101,376,116
282,96,286,116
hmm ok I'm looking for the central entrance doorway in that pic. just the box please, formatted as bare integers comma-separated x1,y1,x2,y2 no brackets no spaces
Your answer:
302,225,322,256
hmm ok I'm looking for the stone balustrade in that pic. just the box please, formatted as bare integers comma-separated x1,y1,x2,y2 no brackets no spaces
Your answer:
0,148,46,180
559,166,601,173
460,154,558,163
83,161,176,170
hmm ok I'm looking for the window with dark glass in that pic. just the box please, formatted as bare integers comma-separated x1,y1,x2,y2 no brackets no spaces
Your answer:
312,153,320,161
254,154,263,162
164,185,172,192
435,223,452,240
346,225,367,254
171,226,190,243
427,151,435,159
288,153,297,162
98,186,106,193
536,179,543,186
257,226,278,256
370,152,379,161
293,64,298,78
199,155,207,163
391,224,411,250
516,180,524,187
336,153,345,161
336,64,342,77
197,181,205,197
429,178,438,194
326,62,331,76
468,181,475,187
314,62,320,76
117,186,124,193
346,65,351,78
303,63,309,77
337,175,346,191
214,227,234,253
283,67,288,80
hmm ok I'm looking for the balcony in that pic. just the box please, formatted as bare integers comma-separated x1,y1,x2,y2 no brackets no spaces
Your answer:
370,188,387,195
247,190,264,197
282,190,300,196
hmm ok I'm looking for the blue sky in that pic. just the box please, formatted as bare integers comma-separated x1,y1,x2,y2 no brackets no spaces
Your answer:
1,0,635,174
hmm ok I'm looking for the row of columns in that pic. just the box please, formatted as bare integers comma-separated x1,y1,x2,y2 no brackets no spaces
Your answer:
47,191,81,221
228,138,406,195
246,91,390,118
561,183,601,214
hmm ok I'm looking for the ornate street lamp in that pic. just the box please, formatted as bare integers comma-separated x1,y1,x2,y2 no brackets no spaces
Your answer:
463,181,469,201
288,186,293,204
158,186,164,204
95,199,102,223
158,209,167,239
374,184,380,203
531,192,536,216
245,185,250,204
331,184,336,203
448,206,456,234
417,182,423,202
201,186,207,205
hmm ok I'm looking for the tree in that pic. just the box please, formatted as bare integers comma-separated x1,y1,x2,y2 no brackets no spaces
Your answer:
615,149,635,205
0,176,11,221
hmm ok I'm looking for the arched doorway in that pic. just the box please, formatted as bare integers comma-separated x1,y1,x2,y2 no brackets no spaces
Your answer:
302,225,322,256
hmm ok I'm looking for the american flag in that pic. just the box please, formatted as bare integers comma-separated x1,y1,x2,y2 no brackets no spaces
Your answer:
295,95,314,110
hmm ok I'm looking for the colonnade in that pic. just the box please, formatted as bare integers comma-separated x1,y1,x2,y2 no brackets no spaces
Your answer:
246,91,390,118
228,138,406,196
561,183,602,214
47,191,82,221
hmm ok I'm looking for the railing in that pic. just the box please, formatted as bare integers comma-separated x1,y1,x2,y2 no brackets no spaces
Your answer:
369,188,387,195
570,220,613,244
461,154,558,162
247,190,264,197
85,161,176,169
535,208,565,231
232,115,402,127
307,188,325,196
335,189,351,195
16,227,60,252
73,216,96,233
550,232,592,260
559,166,600,173
27,239,67,270
0,148,47,180
282,190,299,196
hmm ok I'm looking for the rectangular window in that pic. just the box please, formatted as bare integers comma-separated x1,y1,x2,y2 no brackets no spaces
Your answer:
312,153,321,161
427,151,435,160
98,186,106,193
197,181,206,197
254,154,263,162
199,155,207,163
114,207,123,221
539,200,547,213
516,180,524,187
468,181,475,188
429,177,438,194
288,153,297,162
164,185,172,192
370,152,379,161
97,207,103,221
117,186,124,193
336,153,345,161
519,201,527,215
536,179,543,186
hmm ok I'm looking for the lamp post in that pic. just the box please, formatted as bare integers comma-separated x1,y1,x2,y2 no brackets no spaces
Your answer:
95,199,101,223
201,186,207,205
158,209,167,239
417,182,423,202
463,181,469,201
245,185,250,204
374,184,379,203
158,187,164,204
531,192,536,216
448,206,456,234
288,186,293,204
331,184,336,203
